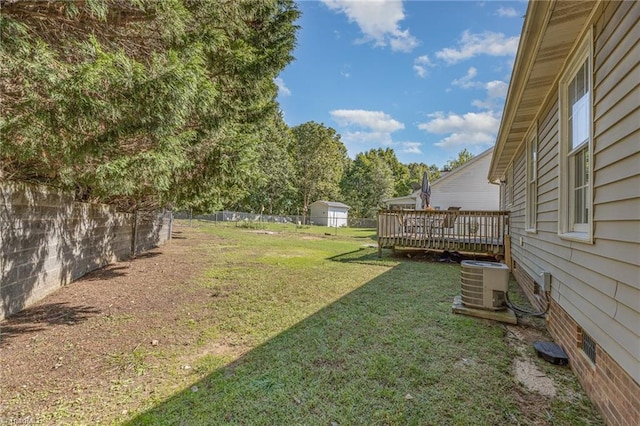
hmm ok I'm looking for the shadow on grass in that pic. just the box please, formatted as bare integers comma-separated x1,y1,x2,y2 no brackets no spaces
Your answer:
0,302,101,346
326,247,390,266
349,228,378,242
124,259,536,426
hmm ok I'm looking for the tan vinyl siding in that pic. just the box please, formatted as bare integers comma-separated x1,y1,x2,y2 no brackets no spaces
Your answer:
536,101,560,234
593,197,639,221
507,1,640,384
594,127,639,170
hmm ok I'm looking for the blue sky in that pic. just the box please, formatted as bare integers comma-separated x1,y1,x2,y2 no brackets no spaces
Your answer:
275,0,526,168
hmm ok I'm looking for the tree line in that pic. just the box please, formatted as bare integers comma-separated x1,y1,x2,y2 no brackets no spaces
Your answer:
0,0,473,218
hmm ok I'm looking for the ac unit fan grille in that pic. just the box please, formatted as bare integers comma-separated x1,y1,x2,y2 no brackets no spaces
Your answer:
460,260,509,310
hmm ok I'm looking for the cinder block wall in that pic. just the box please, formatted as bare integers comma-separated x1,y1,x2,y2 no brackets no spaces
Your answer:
133,211,172,255
0,181,172,320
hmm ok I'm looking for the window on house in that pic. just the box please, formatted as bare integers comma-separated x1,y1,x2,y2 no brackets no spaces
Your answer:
505,163,514,207
559,30,592,241
526,127,538,232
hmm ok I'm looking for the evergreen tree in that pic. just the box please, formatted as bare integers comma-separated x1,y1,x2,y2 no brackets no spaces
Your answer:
0,0,300,213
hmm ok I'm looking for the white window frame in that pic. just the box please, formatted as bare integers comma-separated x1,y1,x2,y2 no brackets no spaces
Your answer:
505,163,514,208
525,126,538,233
558,28,594,243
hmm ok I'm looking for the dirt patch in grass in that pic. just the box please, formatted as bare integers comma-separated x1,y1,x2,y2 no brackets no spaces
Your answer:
0,225,241,423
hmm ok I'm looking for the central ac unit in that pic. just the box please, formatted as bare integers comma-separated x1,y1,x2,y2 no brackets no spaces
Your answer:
460,260,509,310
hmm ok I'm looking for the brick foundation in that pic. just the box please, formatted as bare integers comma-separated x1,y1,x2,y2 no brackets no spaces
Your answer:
546,300,640,425
511,265,639,425
512,260,547,312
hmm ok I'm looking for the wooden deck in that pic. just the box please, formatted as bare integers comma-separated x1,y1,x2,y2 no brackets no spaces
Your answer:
377,210,510,256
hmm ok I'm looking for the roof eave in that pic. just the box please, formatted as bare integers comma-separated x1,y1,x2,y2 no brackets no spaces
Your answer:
488,1,553,182
488,1,599,182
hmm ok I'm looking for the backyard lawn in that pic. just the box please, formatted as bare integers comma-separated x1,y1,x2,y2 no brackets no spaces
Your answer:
0,221,602,425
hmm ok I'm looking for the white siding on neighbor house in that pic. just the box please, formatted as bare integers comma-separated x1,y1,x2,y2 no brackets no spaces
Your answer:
430,152,500,211
384,194,420,210
505,1,640,384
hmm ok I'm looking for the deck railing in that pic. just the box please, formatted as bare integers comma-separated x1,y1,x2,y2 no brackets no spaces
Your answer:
377,209,510,255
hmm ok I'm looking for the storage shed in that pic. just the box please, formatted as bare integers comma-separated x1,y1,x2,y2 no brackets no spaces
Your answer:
309,201,350,227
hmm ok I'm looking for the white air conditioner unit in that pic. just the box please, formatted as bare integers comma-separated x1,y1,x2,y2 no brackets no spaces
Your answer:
460,260,509,310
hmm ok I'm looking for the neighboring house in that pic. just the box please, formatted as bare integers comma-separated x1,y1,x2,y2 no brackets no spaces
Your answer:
309,201,350,227
383,192,420,210
488,2,639,425
383,148,499,211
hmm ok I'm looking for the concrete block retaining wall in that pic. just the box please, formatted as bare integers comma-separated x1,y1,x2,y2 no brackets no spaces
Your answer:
0,181,172,320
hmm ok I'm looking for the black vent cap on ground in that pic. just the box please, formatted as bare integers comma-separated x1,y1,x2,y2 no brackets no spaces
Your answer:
533,341,569,365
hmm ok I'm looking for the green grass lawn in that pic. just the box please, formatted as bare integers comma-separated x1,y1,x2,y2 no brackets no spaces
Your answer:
127,221,601,425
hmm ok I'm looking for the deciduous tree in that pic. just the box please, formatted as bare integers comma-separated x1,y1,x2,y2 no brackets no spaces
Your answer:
290,122,347,220
444,148,474,171
341,151,394,218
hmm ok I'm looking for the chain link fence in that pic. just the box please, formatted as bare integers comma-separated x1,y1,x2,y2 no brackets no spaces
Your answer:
174,210,377,229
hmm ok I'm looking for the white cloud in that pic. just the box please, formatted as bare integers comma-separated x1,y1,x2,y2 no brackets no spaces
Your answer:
341,64,352,78
389,29,420,52
452,67,479,89
417,111,500,148
472,80,509,109
485,80,508,99
402,142,422,154
331,109,405,154
342,130,394,146
450,68,509,110
322,0,419,52
274,77,291,96
436,30,519,64
413,55,434,78
330,109,404,133
496,6,519,18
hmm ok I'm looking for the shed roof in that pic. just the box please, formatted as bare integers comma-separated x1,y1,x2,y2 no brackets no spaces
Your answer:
310,200,351,209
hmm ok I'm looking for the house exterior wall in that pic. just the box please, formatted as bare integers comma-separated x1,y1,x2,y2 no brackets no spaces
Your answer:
384,195,420,210
430,153,500,211
501,2,639,424
547,299,640,425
